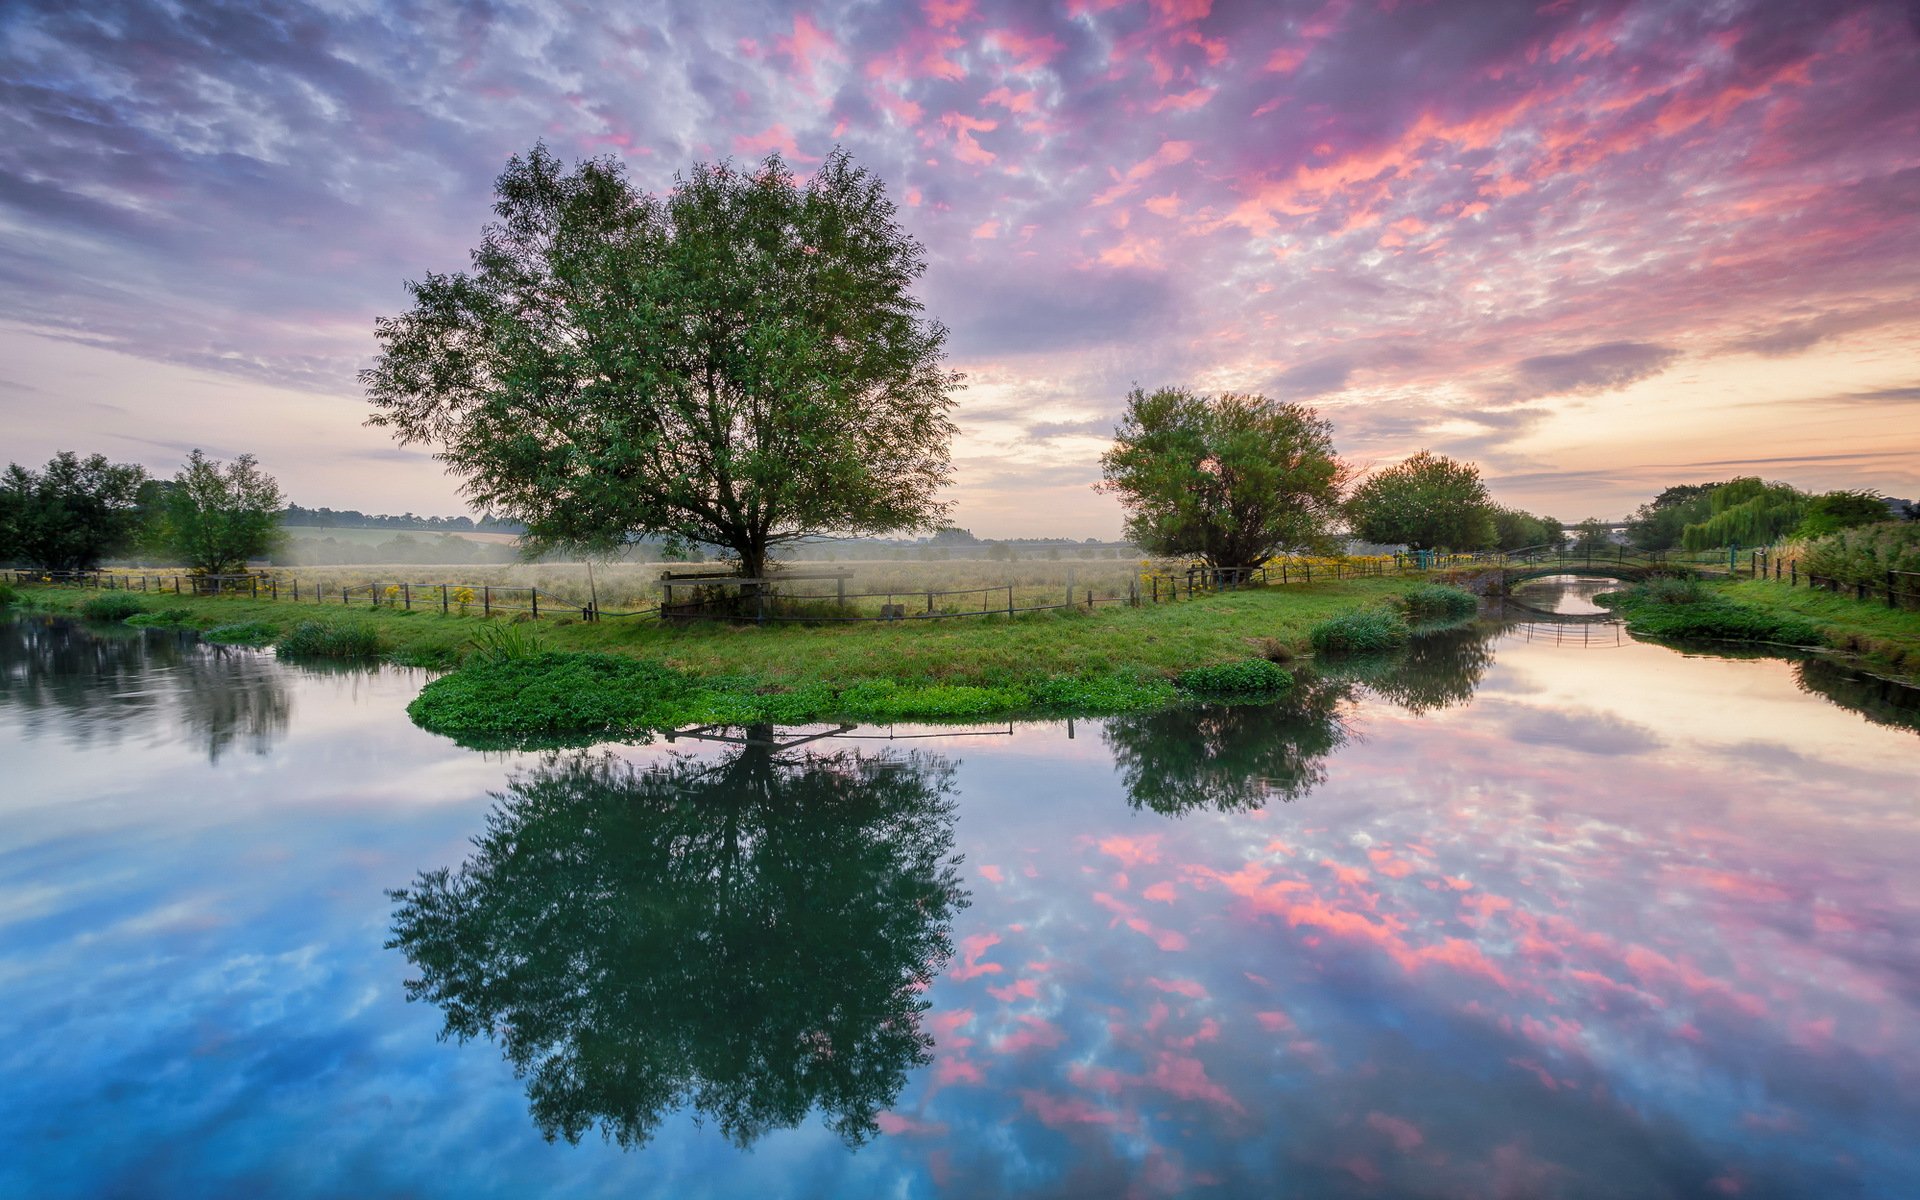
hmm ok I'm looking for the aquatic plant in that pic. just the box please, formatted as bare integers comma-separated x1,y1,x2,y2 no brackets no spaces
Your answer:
1309,608,1411,654
276,620,385,658
80,593,146,621
1176,658,1293,695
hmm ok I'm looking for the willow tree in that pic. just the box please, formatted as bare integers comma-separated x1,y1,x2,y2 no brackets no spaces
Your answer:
1098,387,1349,569
363,145,960,579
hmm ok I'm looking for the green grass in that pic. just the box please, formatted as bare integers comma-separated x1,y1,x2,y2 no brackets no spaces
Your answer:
1309,607,1412,654
20,576,1439,733
125,608,196,628
1721,579,1920,678
1606,579,1825,649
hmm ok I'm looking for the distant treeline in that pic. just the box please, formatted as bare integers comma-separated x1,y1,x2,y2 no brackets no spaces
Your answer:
282,505,525,533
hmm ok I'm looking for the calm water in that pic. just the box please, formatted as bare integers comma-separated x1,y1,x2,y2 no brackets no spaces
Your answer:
3,583,1918,1199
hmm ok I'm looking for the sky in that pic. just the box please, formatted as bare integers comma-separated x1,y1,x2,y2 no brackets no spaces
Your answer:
2,0,1918,538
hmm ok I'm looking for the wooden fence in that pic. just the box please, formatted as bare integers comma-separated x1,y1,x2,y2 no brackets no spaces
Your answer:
1750,552,1920,610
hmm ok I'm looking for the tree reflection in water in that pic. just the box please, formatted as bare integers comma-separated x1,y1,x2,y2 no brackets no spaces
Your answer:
387,736,968,1149
1103,673,1358,814
0,615,290,762
1321,619,1502,716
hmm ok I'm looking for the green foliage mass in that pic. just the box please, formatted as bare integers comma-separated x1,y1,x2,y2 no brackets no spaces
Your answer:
1345,450,1494,552
155,450,286,575
1802,521,1920,586
1309,608,1412,654
0,582,16,607
276,620,387,658
1099,387,1348,568
0,452,147,571
1398,582,1478,621
364,144,960,581
1489,506,1559,551
80,593,147,621
1175,658,1293,695
1677,478,1807,550
125,608,195,628
1794,491,1892,540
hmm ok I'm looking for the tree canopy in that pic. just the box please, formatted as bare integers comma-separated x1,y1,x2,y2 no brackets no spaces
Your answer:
364,144,960,581
0,451,147,571
1344,450,1494,552
154,450,285,575
1098,387,1348,568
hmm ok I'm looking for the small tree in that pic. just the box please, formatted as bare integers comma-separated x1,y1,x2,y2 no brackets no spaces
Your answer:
158,450,285,575
0,451,147,571
1344,450,1494,552
364,144,960,584
1098,387,1348,569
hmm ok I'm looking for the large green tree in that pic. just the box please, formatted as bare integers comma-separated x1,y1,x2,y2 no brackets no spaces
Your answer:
155,450,285,575
0,451,147,571
364,145,960,581
1344,449,1494,552
1098,387,1348,569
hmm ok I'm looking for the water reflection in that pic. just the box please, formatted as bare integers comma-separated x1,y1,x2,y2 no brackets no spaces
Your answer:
1794,656,1920,735
1323,619,1502,715
1103,674,1356,813
0,615,290,762
387,737,968,1148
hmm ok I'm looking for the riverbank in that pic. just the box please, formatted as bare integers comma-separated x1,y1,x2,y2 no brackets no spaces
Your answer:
1719,579,1920,680
14,577,1441,737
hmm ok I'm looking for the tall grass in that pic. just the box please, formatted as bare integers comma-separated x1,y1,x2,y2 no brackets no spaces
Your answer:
1398,582,1478,621
80,593,146,621
276,620,386,658
1310,608,1411,654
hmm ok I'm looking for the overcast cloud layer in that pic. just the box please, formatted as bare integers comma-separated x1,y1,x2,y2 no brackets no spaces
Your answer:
2,0,1917,532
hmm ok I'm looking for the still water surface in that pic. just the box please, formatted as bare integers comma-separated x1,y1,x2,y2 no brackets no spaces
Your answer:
2,582,1917,1199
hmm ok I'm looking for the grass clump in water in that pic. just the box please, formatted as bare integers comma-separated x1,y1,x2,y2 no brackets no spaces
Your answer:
1398,582,1478,622
81,593,146,621
204,621,277,646
1176,658,1293,695
277,620,386,659
1310,608,1411,655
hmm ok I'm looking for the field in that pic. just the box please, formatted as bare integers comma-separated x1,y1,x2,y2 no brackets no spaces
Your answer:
117,558,1171,613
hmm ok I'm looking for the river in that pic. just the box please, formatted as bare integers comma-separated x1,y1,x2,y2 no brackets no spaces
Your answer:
2,578,1916,1198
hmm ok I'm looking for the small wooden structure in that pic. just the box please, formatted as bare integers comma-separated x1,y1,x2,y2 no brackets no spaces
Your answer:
657,570,855,623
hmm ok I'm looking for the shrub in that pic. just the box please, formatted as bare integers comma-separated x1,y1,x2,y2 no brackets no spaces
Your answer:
1399,582,1478,621
0,582,17,607
204,621,277,646
277,620,385,658
81,593,146,621
1801,522,1920,587
1177,659,1293,695
1310,608,1411,654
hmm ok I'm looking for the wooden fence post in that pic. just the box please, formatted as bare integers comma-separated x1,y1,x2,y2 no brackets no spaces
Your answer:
293,579,299,602
441,584,449,614
1888,571,1898,609
532,589,539,619
1007,584,1014,617
483,585,491,617
403,582,412,611
270,578,277,600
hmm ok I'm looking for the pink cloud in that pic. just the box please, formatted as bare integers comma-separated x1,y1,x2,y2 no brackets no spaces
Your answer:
1148,976,1208,999
1366,1111,1425,1152
1148,87,1216,113
950,933,1004,981
978,863,1004,882
992,1015,1066,1053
